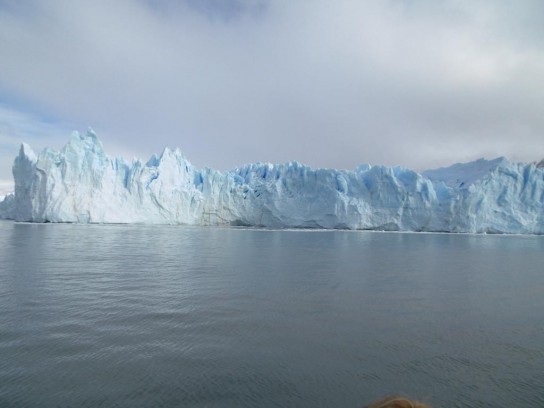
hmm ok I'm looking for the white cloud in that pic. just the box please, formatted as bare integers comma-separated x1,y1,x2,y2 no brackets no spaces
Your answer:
0,0,543,181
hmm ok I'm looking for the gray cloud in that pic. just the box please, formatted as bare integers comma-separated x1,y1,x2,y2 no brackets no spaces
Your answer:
0,0,543,187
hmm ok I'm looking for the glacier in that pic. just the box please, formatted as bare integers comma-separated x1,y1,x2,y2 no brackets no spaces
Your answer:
0,129,543,234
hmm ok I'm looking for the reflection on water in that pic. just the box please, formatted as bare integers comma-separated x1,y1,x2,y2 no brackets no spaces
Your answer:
1,221,544,407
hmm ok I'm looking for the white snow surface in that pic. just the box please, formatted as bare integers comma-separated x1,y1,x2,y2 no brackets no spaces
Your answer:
1,129,543,234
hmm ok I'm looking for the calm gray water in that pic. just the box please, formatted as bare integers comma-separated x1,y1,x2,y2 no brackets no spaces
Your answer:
1,221,544,407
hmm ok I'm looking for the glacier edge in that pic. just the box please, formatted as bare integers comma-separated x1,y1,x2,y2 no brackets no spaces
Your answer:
0,129,543,235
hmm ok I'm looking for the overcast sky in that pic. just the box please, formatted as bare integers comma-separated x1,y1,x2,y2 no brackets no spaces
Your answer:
1,0,544,194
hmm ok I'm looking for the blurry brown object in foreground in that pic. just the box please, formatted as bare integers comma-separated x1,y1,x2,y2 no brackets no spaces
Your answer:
365,396,430,408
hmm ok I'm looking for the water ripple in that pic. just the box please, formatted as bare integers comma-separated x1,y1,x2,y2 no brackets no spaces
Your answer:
1,222,544,407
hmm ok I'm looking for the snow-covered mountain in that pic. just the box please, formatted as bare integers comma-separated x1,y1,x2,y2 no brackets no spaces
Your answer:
1,129,543,234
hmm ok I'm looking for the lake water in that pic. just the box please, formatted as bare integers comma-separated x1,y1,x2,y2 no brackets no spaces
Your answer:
1,221,544,407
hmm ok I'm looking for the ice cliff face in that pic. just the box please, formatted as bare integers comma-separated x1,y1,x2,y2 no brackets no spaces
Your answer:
1,129,543,234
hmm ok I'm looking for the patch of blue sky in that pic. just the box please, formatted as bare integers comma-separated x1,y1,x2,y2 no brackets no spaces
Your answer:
0,0,40,18
0,89,66,126
142,0,268,22
186,0,267,20
0,102,75,154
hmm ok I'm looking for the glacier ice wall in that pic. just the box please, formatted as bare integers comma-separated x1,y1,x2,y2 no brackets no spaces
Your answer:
1,129,543,234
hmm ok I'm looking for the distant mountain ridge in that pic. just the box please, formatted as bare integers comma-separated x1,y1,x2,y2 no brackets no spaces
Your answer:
1,129,543,234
